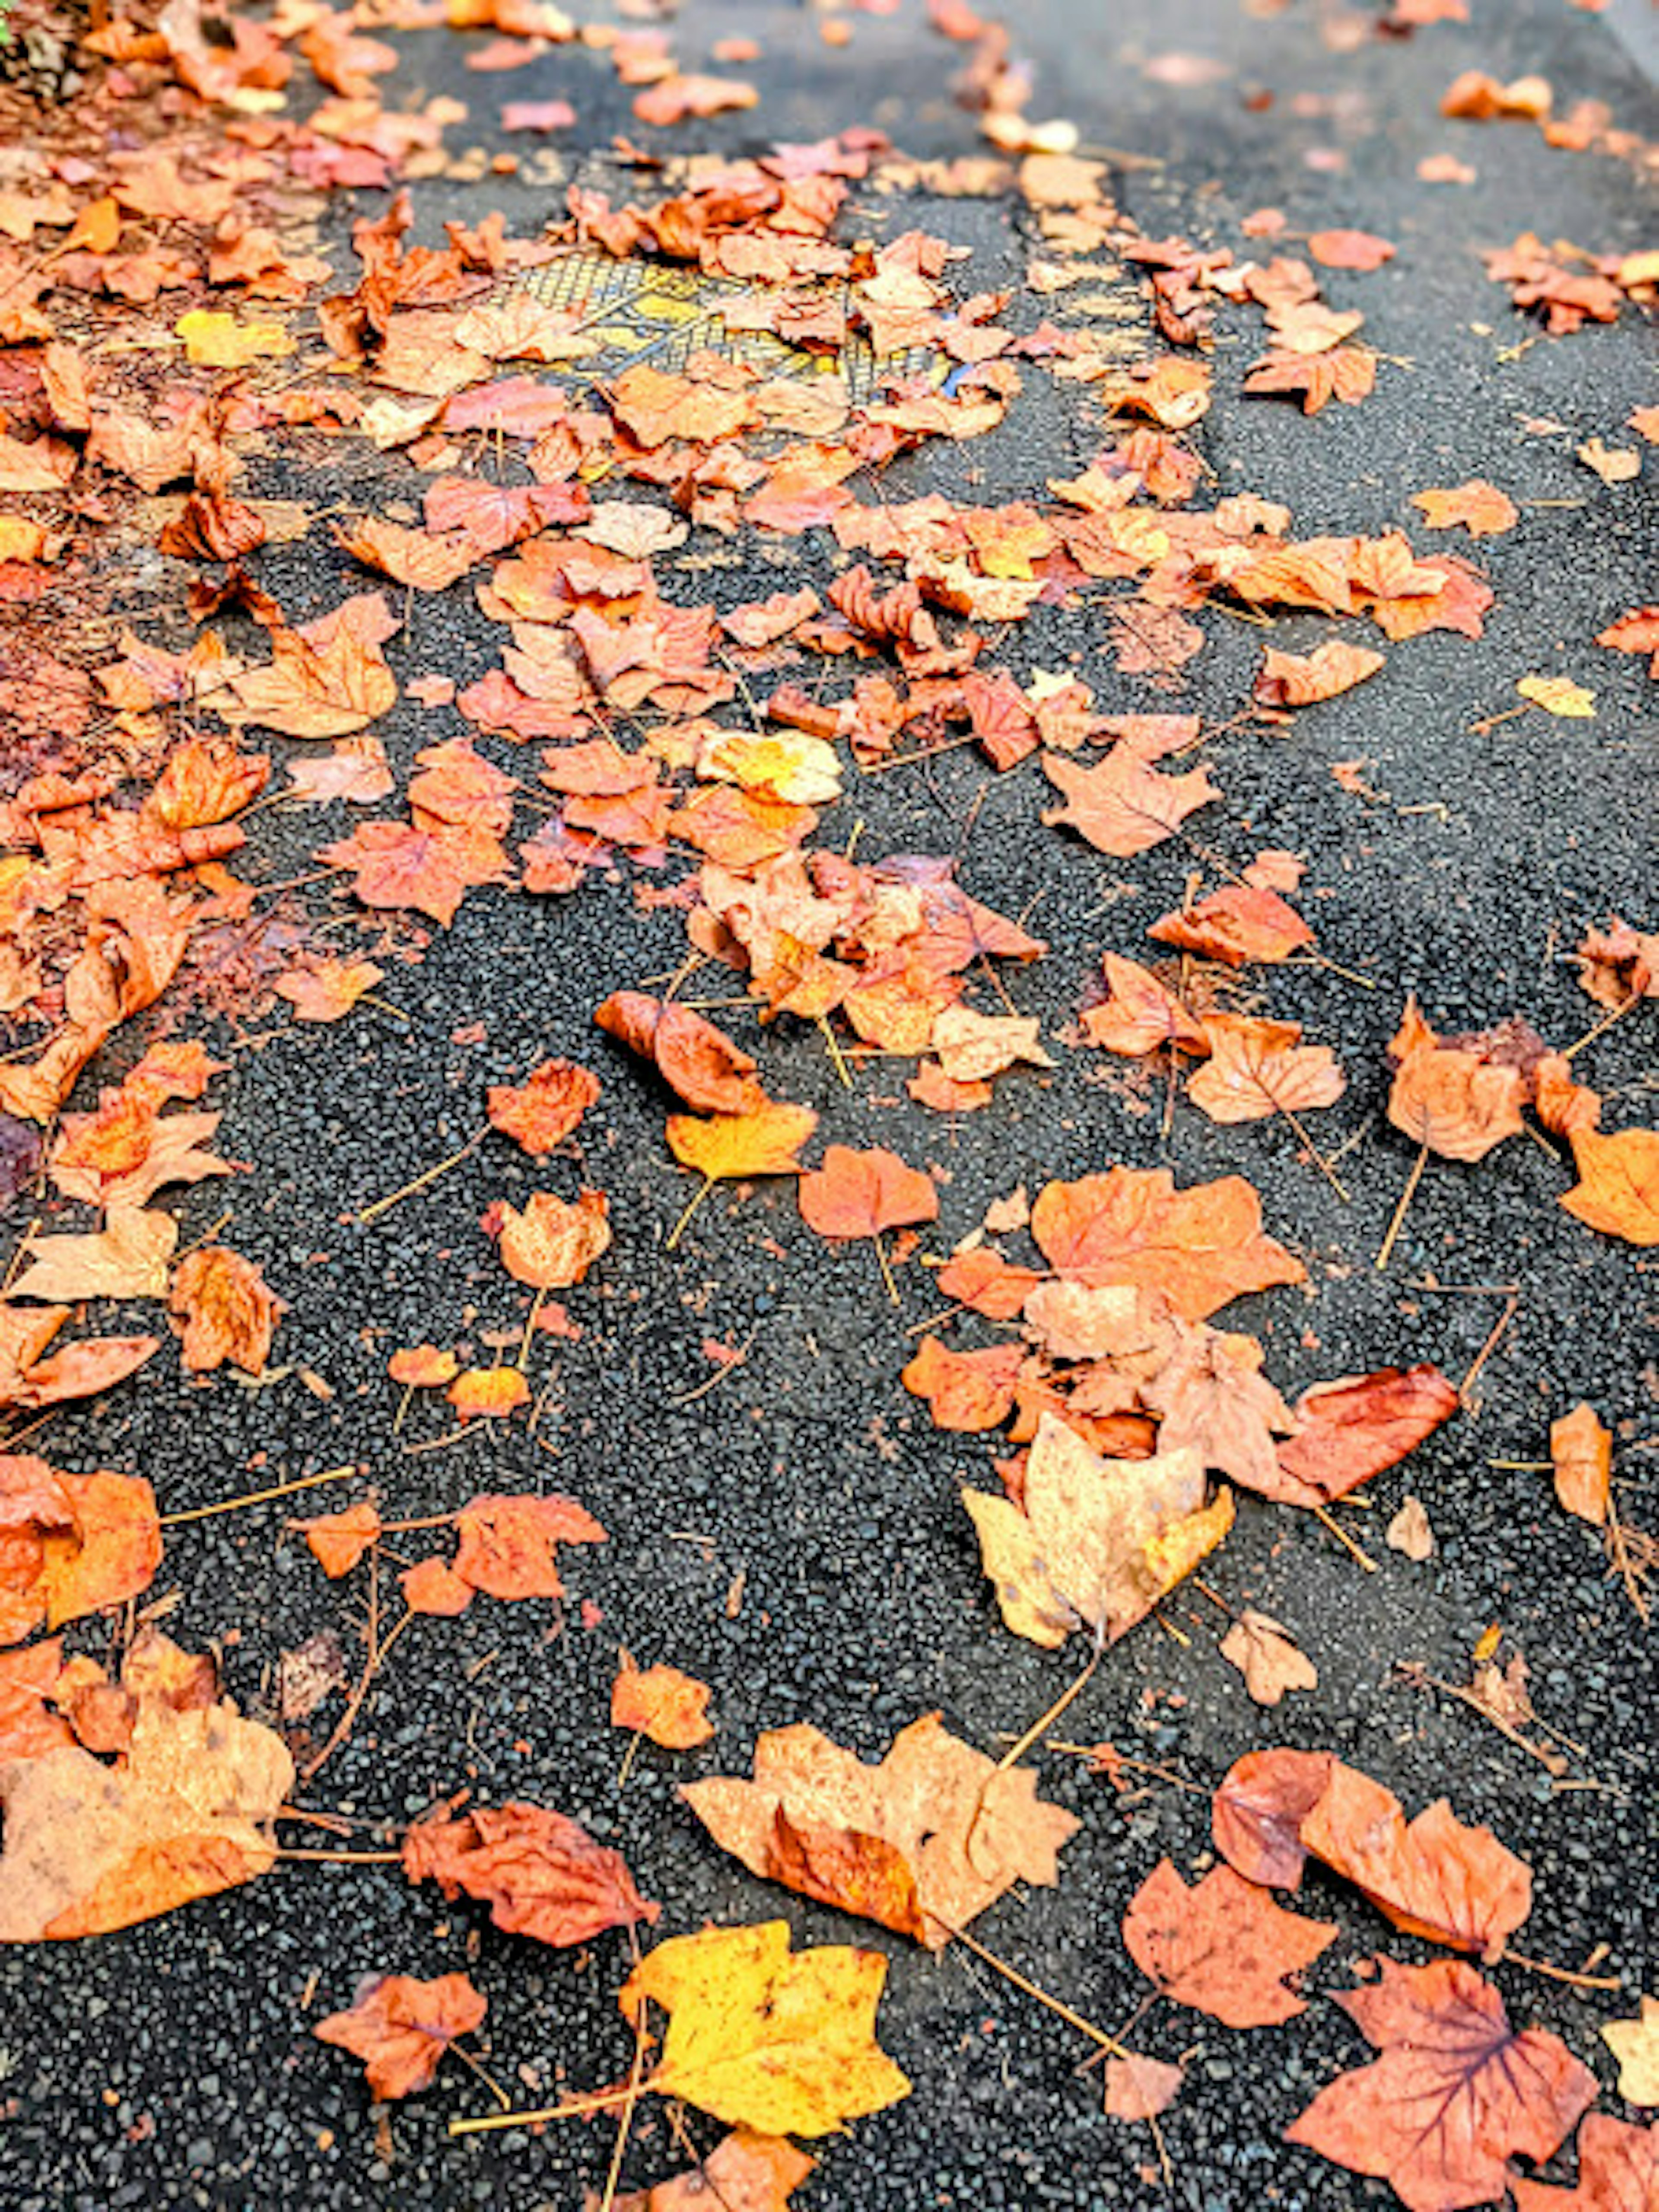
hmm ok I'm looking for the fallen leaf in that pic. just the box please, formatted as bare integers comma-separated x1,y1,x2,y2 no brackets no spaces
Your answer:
1147,885,1313,967
1030,1166,1304,1321
683,1713,1079,1948
666,1103,818,1186
402,1556,475,1614
965,1412,1233,1649
315,1972,486,2101
226,623,396,739
1,1456,162,1646
0,1690,292,1939
798,1146,939,1240
322,817,508,927
612,1651,715,1749
1512,2114,1659,2212
617,2130,816,2212
275,958,385,1023
175,309,295,367
1387,1496,1435,1560
302,1501,381,1579
1082,953,1208,1058
452,1491,606,1599
1255,640,1385,707
618,1921,910,2136
1602,1998,1659,2107
1387,999,1526,1161
901,1336,1023,1432
1187,1017,1345,1125
1123,1859,1336,2026
1559,1126,1659,1245
1518,674,1595,719
1286,1958,1595,2212
497,1189,611,1288
1271,1364,1460,1506
1577,437,1640,486
1219,1610,1319,1705
1211,1746,1335,1890
1041,750,1220,858
12,1210,177,1303
1306,229,1395,271
1103,2053,1185,2123
487,1061,600,1154
1549,1402,1611,1526
596,992,768,1117
169,1247,283,1376
403,1800,658,1946
1411,481,1518,537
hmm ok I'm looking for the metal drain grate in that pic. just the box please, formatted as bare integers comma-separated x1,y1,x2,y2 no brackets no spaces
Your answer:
503,250,947,401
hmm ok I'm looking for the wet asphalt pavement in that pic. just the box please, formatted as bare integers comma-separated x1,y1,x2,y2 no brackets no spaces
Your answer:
2,1,1656,2207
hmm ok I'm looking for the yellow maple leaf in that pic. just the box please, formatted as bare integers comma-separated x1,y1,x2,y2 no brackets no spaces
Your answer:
1516,674,1595,719
620,1920,911,2137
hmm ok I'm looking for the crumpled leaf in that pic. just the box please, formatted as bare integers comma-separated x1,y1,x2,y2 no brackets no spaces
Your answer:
169,1247,283,1376
1147,884,1313,967
901,1336,1023,1432
1285,1958,1596,2212
1219,1610,1319,1706
596,992,768,1116
451,1491,605,1600
0,1306,157,1415
315,1971,486,2101
1511,2114,1659,2212
1211,1748,1532,1958
1123,1859,1337,2026
1386,997,1526,1161
497,1189,610,1288
683,1713,1079,1949
1549,1402,1611,1526
302,1501,381,1579
1255,640,1385,707
1030,1166,1303,1321
403,1800,658,1947
611,1651,715,1749
965,1412,1233,1649
1,1456,161,1646
0,1691,293,1940
12,1210,177,1303
930,1006,1052,1084
486,1061,599,1154
1269,1364,1460,1506
798,1146,939,1241
618,1921,910,2137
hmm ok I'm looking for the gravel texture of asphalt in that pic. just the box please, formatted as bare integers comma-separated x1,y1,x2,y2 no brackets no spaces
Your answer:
2,3,1656,2209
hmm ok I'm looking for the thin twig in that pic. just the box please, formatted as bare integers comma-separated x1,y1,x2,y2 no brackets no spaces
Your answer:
353,1127,487,1226
1376,1141,1428,1270
667,1332,758,1407
1503,1951,1623,1993
1309,1503,1378,1573
936,1921,1131,2057
448,2083,642,2137
161,1464,361,1527
597,2004,652,2212
1458,1295,1518,1409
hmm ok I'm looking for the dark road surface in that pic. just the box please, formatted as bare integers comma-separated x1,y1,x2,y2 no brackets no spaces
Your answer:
3,2,1656,2208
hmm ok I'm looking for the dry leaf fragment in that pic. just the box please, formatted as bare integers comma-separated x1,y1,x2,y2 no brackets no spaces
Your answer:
618,1921,911,2137
169,1247,283,1376
1,1457,161,1646
0,1692,292,1939
447,1365,531,1421
683,1714,1078,1949
1387,1496,1435,1560
1123,1859,1337,2026
1104,2053,1185,2123
12,1211,178,1303
596,992,768,1117
401,1556,474,1614
1518,674,1595,719
486,1060,600,1154
497,1189,610,1288
403,1800,657,1947
1387,998,1526,1162
1549,1403,1612,1526
611,1651,715,1749
1255,640,1385,707
0,1309,158,1417
315,1972,486,2101
930,1006,1053,1084
1030,1165,1304,1321
275,958,385,1023
1219,1610,1319,1706
966,1412,1233,1650
1286,1958,1595,2212
1512,2113,1659,2212
1602,1998,1659,2107
1574,918,1659,1010
798,1146,939,1241
1577,437,1640,486
901,1336,1023,1432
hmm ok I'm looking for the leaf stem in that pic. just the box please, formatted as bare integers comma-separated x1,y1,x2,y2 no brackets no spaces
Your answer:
161,1463,361,1527
354,1127,487,1226
1376,1140,1428,1270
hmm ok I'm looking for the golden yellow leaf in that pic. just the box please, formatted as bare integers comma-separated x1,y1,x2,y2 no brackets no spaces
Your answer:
1516,674,1595,719
619,1921,911,2137
175,310,295,368
666,1103,818,1183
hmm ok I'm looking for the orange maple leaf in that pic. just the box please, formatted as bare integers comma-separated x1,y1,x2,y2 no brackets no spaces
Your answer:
315,1972,486,2101
1123,1859,1337,2027
486,1060,600,1154
798,1145,939,1240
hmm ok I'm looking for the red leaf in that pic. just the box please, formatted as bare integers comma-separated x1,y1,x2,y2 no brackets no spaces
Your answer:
1122,1859,1337,2027
402,1801,659,1947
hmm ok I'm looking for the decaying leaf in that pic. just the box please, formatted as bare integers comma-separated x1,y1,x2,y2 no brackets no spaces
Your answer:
1123,1859,1337,2027
1286,1958,1596,2212
403,1800,658,1947
169,1247,283,1376
496,1189,611,1288
1511,2114,1659,2212
1,1456,162,1646
1386,997,1526,1162
1030,1166,1303,1322
11,1211,178,1304
486,1061,600,1154
618,1921,911,2137
315,1971,486,2101
451,1491,606,1600
1270,1365,1460,1506
596,992,768,1116
683,1713,1079,1948
615,2132,817,2212
1559,1126,1659,1246
965,1412,1233,1650
1602,1997,1659,2107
